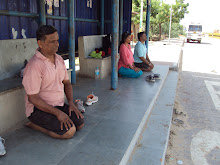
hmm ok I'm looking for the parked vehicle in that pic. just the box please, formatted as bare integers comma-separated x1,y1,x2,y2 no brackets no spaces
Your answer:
186,23,202,43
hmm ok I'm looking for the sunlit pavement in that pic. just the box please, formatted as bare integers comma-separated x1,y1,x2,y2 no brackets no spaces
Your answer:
182,37,220,75
167,36,220,165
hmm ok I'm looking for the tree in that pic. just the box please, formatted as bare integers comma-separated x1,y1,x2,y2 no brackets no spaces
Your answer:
132,0,147,28
162,22,185,38
154,1,170,40
132,0,189,40
151,0,189,40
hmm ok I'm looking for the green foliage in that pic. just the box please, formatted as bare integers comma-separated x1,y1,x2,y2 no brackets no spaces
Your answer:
132,0,189,40
162,22,185,38
132,0,147,25
155,2,170,24
172,0,189,23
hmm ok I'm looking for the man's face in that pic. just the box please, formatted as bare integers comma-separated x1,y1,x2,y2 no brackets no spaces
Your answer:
38,32,59,55
140,33,147,41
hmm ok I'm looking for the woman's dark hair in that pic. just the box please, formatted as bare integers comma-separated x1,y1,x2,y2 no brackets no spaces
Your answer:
120,32,131,46
138,32,145,40
36,25,57,41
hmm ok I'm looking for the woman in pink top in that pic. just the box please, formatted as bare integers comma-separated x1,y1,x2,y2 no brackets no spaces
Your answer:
118,32,143,78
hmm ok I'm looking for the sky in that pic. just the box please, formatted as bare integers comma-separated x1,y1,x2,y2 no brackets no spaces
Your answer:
180,0,220,32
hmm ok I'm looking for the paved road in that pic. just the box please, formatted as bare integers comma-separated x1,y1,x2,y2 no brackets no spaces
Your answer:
166,37,220,165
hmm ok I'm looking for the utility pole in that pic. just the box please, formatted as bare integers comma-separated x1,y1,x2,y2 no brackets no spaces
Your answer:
140,0,144,32
168,4,172,44
145,0,151,54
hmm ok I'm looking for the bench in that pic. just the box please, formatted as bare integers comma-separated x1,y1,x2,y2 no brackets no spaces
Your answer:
78,35,112,79
0,39,72,134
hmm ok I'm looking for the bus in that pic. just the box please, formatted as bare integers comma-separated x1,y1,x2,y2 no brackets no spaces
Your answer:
186,23,202,43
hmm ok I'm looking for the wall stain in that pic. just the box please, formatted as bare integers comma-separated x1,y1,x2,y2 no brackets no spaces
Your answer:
23,43,26,49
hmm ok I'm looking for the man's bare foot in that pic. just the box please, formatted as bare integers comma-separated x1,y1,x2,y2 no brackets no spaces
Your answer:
25,121,49,134
24,121,32,127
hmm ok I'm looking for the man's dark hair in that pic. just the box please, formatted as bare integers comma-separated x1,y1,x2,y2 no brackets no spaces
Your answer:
138,32,146,40
36,25,57,41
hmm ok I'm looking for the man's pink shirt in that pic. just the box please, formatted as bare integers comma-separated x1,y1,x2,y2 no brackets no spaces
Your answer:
118,43,134,70
22,50,69,117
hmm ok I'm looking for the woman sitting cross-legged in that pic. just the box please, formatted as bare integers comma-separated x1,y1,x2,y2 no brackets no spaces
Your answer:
118,32,143,78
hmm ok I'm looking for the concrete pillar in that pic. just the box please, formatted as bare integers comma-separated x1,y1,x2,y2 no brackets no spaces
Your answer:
39,0,46,25
145,0,151,54
101,0,104,35
119,0,123,41
111,0,119,90
68,0,76,84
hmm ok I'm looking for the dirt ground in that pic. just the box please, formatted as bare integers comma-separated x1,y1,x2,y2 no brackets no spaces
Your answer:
165,73,192,165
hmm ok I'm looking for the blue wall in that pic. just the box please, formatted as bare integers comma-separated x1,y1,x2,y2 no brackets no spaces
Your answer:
0,0,132,53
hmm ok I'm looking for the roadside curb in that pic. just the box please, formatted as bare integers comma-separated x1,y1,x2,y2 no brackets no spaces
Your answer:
127,71,179,165
119,66,169,165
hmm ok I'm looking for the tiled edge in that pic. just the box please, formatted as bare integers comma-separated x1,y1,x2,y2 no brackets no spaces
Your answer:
128,71,179,165
160,72,179,165
119,68,169,165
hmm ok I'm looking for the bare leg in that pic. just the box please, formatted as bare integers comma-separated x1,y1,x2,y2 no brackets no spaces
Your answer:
25,122,76,139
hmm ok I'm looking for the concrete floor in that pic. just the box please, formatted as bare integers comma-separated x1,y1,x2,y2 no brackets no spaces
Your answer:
128,71,178,165
0,65,169,165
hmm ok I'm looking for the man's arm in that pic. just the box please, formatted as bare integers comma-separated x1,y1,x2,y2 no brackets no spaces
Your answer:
63,80,84,119
63,79,74,106
28,94,73,130
28,94,60,115
146,53,151,62
145,53,154,68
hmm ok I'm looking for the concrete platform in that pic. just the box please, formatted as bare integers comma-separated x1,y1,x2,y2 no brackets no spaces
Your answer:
127,71,178,165
0,65,171,165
